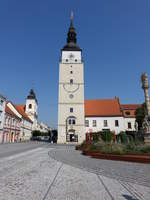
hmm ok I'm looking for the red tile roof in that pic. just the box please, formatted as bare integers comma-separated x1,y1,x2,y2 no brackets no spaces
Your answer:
85,98,122,117
5,104,20,120
14,104,33,123
120,104,142,110
121,104,142,118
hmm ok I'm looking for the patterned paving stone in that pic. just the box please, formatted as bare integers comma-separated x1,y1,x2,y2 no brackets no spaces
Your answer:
48,146,150,187
0,144,150,200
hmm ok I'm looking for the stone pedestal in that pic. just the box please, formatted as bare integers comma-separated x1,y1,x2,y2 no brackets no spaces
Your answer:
144,132,150,146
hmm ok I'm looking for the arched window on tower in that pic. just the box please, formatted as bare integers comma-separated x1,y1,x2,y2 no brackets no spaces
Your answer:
29,104,32,109
68,116,76,125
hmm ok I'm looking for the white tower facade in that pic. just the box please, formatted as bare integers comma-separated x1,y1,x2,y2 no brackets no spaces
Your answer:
25,89,38,130
58,13,85,144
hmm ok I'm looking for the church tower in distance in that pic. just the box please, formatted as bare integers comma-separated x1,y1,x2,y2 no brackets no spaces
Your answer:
25,89,38,130
58,12,85,144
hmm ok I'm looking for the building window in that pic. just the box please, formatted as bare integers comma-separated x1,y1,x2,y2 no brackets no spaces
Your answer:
75,59,77,62
66,59,68,62
93,120,97,127
68,117,76,125
70,108,73,113
104,120,108,127
70,79,73,84
0,100,3,106
85,120,89,127
0,111,2,116
125,111,130,116
8,118,11,126
29,104,32,109
115,120,119,127
128,122,132,129
70,71,73,74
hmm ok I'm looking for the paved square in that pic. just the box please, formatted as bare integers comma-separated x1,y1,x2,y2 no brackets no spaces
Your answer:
0,143,150,200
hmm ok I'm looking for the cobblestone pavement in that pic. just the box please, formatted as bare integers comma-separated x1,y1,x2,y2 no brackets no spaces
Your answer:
48,145,150,187
0,144,150,200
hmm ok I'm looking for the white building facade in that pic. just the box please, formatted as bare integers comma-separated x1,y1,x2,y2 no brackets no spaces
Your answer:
85,98,141,135
13,104,33,141
58,14,85,144
0,94,6,143
37,122,51,133
121,104,141,132
85,116,125,134
25,89,38,131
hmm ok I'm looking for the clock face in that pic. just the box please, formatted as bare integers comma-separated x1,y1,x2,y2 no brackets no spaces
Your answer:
68,53,75,60
69,94,74,99
63,83,79,93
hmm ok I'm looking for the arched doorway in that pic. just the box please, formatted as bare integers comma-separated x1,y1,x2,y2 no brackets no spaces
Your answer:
11,132,14,143
66,116,78,142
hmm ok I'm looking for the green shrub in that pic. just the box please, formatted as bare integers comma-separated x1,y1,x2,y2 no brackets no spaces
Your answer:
128,135,134,143
120,132,128,144
100,144,125,155
32,130,49,137
141,145,150,153
125,143,137,153
86,144,98,151
111,144,126,155
32,130,41,137
79,140,87,148
92,133,100,142
116,134,121,143
101,131,113,143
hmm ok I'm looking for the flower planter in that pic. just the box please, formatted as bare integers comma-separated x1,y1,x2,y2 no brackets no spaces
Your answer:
82,150,150,164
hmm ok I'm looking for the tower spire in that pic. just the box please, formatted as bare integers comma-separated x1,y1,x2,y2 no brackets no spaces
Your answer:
62,11,81,51
70,11,74,27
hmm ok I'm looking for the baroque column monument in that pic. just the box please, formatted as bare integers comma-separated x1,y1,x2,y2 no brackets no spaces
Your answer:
57,12,85,144
141,72,150,145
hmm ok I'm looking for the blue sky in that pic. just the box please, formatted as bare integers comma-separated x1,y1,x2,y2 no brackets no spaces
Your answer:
0,0,150,128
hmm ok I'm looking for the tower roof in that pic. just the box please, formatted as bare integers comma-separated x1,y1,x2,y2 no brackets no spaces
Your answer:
62,11,81,51
27,89,38,103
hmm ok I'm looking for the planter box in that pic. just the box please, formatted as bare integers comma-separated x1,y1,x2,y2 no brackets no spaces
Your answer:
82,150,150,164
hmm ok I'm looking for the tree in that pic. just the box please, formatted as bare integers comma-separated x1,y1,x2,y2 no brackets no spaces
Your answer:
135,103,147,130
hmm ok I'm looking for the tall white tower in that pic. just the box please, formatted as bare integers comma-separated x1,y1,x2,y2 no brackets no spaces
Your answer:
58,12,85,144
25,89,38,130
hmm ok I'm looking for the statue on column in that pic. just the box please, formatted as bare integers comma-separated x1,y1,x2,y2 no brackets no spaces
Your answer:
141,72,150,145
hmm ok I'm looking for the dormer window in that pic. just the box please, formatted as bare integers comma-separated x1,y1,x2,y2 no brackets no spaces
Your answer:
125,111,130,116
29,104,32,109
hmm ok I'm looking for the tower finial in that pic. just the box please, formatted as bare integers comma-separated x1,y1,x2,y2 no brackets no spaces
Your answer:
62,11,81,50
70,11,74,27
